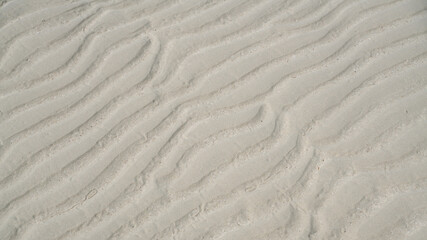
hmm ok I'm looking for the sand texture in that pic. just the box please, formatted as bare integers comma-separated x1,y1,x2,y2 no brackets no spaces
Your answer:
0,0,427,239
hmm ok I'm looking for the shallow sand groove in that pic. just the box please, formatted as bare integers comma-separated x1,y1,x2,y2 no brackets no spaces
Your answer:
0,0,426,239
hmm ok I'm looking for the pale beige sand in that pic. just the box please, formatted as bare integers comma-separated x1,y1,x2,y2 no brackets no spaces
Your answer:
0,0,427,239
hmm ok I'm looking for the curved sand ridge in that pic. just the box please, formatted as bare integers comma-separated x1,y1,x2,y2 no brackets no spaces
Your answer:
0,0,426,239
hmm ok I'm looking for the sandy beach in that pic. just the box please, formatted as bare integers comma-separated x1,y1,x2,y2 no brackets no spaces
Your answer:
0,0,426,239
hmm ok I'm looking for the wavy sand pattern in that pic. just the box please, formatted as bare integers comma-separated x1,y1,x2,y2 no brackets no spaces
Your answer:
0,0,426,239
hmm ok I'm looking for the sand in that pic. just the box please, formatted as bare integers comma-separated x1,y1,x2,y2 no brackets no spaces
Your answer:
0,0,426,239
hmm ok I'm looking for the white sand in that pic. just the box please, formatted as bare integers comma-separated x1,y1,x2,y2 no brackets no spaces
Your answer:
0,0,426,239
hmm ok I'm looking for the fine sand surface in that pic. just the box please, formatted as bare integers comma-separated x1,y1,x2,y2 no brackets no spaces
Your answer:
0,0,427,239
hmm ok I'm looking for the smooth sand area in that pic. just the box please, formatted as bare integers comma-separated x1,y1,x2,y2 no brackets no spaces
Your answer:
0,0,426,239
